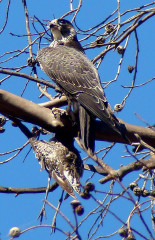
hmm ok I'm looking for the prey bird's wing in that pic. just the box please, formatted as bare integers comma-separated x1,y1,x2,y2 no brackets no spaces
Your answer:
52,170,76,199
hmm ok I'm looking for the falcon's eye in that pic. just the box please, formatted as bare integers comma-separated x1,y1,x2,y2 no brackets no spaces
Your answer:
58,19,69,25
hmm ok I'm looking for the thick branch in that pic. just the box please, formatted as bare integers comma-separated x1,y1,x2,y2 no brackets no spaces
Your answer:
0,89,70,133
95,120,155,148
0,89,155,148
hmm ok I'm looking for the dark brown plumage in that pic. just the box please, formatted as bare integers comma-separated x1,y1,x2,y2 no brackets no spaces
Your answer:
37,19,123,153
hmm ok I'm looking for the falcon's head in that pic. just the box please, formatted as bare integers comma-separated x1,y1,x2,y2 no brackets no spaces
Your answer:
49,19,76,40
49,18,84,53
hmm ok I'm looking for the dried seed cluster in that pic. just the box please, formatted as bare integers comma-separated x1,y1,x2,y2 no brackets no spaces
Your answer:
129,182,153,197
70,200,84,216
9,227,21,238
80,182,95,200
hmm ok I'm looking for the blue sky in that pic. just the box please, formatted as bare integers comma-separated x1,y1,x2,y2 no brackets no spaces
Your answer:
0,0,155,239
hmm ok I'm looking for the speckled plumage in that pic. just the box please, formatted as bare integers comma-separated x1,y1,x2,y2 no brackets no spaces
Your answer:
37,19,123,153
30,139,83,199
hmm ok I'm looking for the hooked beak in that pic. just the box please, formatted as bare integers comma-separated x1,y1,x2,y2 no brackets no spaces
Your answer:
48,19,62,40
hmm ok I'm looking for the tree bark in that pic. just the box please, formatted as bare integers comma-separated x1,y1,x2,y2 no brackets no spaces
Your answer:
0,89,155,148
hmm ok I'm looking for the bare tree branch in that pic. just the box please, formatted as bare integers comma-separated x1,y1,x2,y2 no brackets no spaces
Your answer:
99,156,155,183
0,69,56,89
0,183,58,194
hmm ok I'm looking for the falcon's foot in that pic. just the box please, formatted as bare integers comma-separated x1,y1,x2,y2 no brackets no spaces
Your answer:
52,108,68,118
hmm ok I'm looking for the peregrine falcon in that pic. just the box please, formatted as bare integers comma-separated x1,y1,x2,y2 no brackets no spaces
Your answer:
30,138,83,199
37,19,123,153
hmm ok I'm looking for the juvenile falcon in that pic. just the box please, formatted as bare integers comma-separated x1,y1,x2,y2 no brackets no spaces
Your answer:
37,19,124,153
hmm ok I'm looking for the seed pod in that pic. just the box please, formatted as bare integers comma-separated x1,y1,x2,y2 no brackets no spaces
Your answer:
142,189,150,197
27,57,36,67
80,191,91,200
118,227,128,237
133,186,142,196
127,65,134,73
84,182,95,192
75,204,84,216
70,200,84,216
127,232,136,240
105,24,114,33
114,104,123,112
9,227,21,238
91,36,105,47
117,45,124,54
96,36,105,45
70,200,81,210
129,182,137,191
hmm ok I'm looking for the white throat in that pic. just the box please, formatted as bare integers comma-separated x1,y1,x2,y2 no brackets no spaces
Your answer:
51,28,62,40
